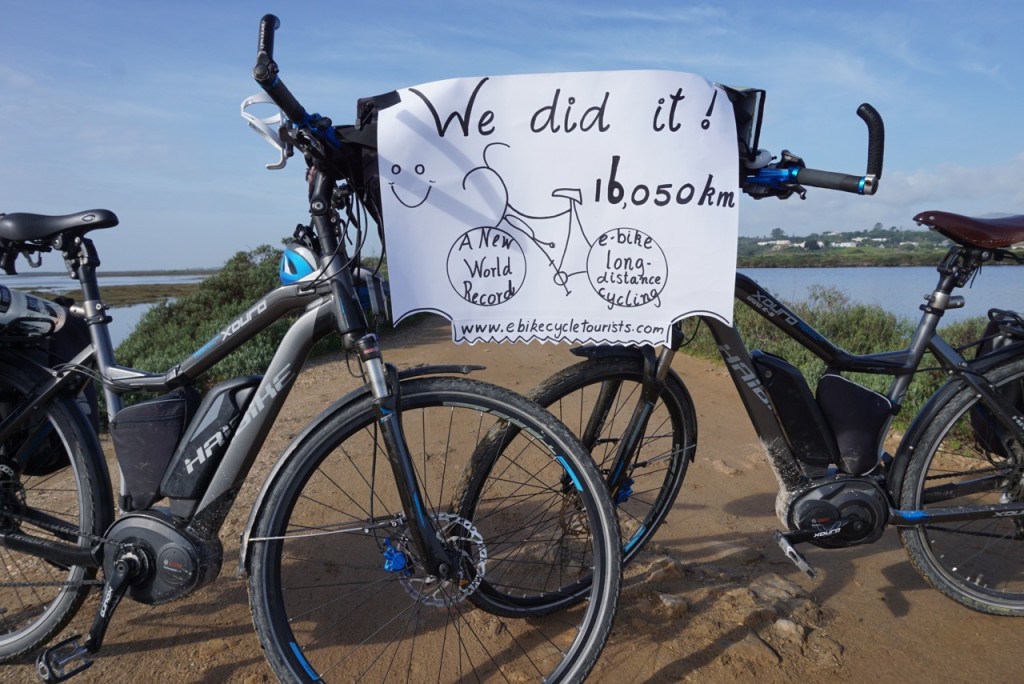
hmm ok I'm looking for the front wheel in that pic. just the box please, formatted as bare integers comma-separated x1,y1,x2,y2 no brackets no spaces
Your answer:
529,355,696,563
899,356,1024,615
248,376,621,683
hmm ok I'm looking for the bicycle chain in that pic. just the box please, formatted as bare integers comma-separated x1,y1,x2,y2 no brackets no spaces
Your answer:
0,507,116,590
924,463,1015,481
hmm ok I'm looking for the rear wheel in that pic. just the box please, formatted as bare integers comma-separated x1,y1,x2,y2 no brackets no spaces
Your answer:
248,376,620,683
899,356,1024,615
0,361,110,660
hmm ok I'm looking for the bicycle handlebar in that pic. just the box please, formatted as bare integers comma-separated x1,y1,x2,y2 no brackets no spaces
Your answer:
744,102,884,198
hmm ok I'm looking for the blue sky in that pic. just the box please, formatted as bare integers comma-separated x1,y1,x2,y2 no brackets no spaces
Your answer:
3,1,1022,271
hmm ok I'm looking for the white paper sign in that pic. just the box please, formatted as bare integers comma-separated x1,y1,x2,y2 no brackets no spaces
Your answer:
377,70,738,345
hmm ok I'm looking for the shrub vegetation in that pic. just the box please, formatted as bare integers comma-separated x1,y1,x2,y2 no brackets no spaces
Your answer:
116,245,286,387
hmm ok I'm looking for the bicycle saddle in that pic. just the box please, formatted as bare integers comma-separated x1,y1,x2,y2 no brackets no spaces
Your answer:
0,209,119,243
914,210,1024,249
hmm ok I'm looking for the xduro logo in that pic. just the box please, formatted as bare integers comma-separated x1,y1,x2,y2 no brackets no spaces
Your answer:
220,300,269,342
745,292,799,327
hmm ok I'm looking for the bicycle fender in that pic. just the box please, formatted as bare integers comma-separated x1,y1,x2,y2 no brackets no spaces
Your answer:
887,342,1024,501
236,363,481,575
569,345,644,360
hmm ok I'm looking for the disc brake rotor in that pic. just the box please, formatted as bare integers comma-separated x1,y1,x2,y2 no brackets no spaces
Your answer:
398,512,487,607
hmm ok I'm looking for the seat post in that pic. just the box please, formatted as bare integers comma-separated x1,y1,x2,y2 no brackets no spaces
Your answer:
60,235,121,419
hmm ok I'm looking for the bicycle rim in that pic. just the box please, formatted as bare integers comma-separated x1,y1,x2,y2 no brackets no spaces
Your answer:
900,358,1024,614
249,376,620,682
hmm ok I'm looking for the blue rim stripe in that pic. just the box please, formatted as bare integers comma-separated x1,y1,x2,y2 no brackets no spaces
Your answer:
556,455,583,491
290,642,321,681
624,525,646,553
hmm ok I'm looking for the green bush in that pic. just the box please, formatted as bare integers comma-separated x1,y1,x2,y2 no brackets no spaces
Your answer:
116,245,286,387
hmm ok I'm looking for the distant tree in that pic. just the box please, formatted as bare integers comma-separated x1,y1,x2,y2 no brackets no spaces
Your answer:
804,239,821,251
771,228,786,239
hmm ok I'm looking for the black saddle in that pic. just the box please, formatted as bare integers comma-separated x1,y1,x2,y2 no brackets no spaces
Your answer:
0,209,119,244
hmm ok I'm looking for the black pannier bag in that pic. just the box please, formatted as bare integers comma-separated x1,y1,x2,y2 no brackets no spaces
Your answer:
19,296,97,476
971,309,1024,457
816,373,892,475
110,387,200,510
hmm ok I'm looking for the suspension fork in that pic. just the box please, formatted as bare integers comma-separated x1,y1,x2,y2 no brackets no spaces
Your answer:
356,335,457,579
604,334,680,500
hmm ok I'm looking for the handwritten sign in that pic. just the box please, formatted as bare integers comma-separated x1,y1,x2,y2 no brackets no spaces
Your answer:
376,70,738,346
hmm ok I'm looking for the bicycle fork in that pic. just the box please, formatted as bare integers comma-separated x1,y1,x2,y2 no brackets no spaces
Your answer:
356,335,460,581
603,346,676,507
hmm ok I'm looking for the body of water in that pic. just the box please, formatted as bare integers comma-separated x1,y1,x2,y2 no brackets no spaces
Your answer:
5,267,1021,347
743,265,1024,324
0,272,207,347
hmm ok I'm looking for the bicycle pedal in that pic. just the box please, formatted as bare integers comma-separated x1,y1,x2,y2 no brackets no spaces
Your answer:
36,634,93,682
773,531,817,579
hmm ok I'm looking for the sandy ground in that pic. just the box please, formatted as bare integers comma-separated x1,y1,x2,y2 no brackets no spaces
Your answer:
5,315,1020,683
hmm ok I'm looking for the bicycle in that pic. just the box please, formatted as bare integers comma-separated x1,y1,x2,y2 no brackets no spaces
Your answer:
0,15,621,682
532,94,1024,616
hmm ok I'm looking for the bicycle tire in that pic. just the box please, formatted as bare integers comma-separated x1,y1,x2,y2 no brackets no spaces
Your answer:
0,361,111,661
529,355,696,563
248,376,621,683
898,355,1024,615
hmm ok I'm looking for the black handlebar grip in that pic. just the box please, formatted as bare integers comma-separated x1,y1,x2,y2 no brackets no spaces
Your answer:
856,103,884,179
252,15,307,125
257,14,280,65
796,168,868,194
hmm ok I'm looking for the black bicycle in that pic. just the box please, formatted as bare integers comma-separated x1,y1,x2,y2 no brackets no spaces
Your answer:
0,15,621,682
533,93,1024,616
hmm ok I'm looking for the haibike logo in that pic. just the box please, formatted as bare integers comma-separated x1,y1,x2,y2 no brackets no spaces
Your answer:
220,300,269,342
746,292,799,327
720,345,772,407
185,423,234,475
995,510,1022,517
237,366,295,434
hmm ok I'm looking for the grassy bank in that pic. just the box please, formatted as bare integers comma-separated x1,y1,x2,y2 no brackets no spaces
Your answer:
34,282,203,307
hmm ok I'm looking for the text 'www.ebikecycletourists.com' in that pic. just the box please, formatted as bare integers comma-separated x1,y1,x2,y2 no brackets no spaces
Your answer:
458,318,667,338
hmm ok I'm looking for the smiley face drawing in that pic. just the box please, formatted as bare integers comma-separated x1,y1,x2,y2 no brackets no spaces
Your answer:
388,162,434,208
